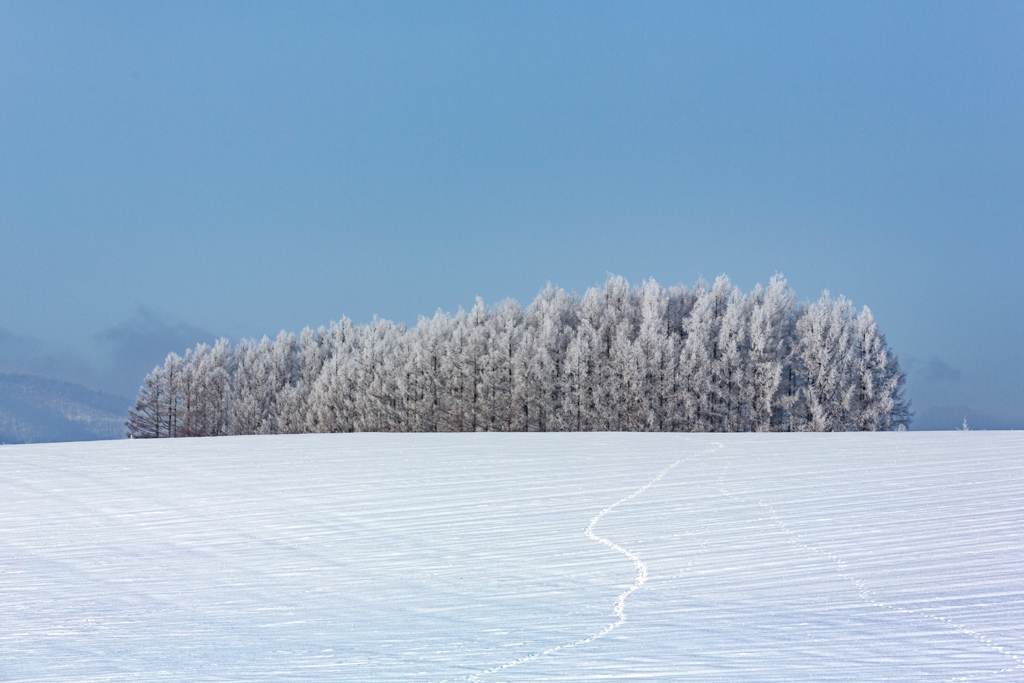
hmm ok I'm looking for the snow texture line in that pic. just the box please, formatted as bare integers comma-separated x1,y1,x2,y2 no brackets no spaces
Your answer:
758,498,1024,683
715,462,1024,683
457,442,723,682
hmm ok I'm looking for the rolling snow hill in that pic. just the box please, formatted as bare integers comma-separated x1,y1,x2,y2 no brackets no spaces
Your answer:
1,432,1022,681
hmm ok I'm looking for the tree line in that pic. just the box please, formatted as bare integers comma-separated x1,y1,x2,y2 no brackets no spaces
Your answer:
127,275,910,437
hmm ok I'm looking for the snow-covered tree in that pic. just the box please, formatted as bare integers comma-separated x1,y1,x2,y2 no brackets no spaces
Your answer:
230,332,299,435
633,279,676,430
714,286,751,432
851,306,911,431
747,275,795,431
680,276,731,431
130,274,910,436
480,299,523,432
179,339,233,437
795,292,857,431
306,318,360,433
127,362,171,438
560,320,599,430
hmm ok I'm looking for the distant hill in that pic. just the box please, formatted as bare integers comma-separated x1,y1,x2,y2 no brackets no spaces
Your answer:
0,374,130,444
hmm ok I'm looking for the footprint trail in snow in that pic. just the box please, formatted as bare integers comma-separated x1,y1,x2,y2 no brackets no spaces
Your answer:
461,442,722,681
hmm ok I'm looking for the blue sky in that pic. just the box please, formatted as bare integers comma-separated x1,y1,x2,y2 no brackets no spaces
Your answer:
1,1,1021,428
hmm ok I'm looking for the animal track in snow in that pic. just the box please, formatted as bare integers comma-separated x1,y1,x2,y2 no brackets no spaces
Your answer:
715,461,1024,683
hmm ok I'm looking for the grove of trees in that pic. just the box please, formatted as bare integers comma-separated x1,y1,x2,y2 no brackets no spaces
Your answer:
127,275,910,437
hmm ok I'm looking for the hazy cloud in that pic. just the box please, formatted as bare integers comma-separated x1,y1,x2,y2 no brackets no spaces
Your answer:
905,356,962,384
97,307,217,397
923,358,961,383
0,327,100,387
0,309,216,399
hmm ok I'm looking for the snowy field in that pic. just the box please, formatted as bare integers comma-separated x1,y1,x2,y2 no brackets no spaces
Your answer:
1,432,1023,682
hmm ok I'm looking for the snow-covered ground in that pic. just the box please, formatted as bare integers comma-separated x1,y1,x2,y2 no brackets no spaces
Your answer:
1,432,1022,682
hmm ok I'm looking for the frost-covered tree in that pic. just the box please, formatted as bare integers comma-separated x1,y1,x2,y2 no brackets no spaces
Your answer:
414,312,458,431
747,275,795,431
462,299,491,431
715,286,750,432
306,318,360,433
634,279,677,431
130,274,911,436
273,327,332,434
851,306,911,431
127,362,172,438
179,340,233,437
480,299,523,432
795,292,858,431
680,277,731,431
560,320,599,430
231,333,299,435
